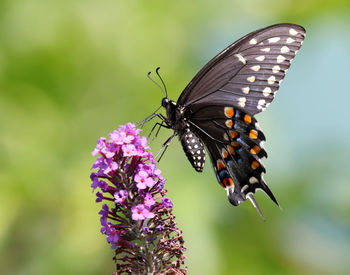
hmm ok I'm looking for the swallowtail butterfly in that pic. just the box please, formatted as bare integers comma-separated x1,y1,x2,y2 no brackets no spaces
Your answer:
146,23,305,217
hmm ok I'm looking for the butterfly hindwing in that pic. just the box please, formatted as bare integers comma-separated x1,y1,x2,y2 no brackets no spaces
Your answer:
178,23,305,115
187,104,278,207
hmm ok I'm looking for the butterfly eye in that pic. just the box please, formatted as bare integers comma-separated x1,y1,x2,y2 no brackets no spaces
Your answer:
161,98,169,107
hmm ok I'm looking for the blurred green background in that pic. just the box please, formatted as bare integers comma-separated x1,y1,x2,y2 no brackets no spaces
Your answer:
1,0,350,274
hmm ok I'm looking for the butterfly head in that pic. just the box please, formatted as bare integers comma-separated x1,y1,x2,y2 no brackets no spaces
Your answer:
161,97,170,108
161,97,178,126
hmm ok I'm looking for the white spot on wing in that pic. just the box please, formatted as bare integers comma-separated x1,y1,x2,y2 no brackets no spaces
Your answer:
267,75,276,84
263,87,272,97
249,38,257,45
247,76,255,83
256,55,265,61
242,87,250,94
268,37,280,43
257,99,266,110
277,55,286,63
238,97,246,107
289,28,298,35
272,65,280,73
234,53,246,64
281,46,290,53
286,37,295,44
251,65,260,72
249,177,259,184
261,47,270,52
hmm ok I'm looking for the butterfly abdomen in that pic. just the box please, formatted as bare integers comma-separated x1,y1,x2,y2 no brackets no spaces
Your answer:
179,129,206,172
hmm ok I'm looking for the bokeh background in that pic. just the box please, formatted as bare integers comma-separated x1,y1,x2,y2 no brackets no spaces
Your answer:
1,0,349,274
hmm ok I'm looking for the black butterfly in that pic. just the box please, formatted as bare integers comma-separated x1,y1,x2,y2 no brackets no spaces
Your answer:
144,23,305,217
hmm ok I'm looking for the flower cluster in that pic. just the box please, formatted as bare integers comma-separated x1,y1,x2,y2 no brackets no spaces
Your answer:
90,123,186,274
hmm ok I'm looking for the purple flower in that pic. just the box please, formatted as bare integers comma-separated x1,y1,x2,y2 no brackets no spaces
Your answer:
105,225,119,249
134,170,155,189
142,227,151,234
162,197,173,209
114,190,128,204
143,192,155,207
109,130,134,144
103,158,119,174
122,144,138,157
131,204,155,220
90,123,186,274
91,178,109,192
156,225,165,232
92,137,107,156
119,123,141,136
96,192,104,203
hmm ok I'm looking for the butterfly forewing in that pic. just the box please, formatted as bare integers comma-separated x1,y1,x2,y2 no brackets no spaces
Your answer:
178,23,305,115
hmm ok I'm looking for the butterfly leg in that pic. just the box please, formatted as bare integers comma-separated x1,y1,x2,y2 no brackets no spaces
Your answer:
155,132,177,162
136,106,163,128
137,113,158,128
150,121,173,144
148,117,171,137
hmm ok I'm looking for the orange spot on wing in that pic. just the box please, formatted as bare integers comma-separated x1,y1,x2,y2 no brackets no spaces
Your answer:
217,160,226,171
251,160,260,169
230,130,238,139
222,177,234,187
227,145,236,155
222,149,229,159
225,120,233,128
231,141,240,148
250,145,261,154
224,107,234,118
249,129,258,139
244,114,252,124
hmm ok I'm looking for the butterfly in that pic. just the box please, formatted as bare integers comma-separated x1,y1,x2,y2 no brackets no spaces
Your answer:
145,23,305,217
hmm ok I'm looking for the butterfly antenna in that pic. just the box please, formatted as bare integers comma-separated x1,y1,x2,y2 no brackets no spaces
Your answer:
155,67,168,98
246,193,265,221
147,71,167,98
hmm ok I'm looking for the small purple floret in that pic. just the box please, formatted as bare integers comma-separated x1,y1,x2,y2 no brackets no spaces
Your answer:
134,170,155,189
143,192,155,207
162,197,173,209
131,204,155,220
114,189,128,204
142,227,151,234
